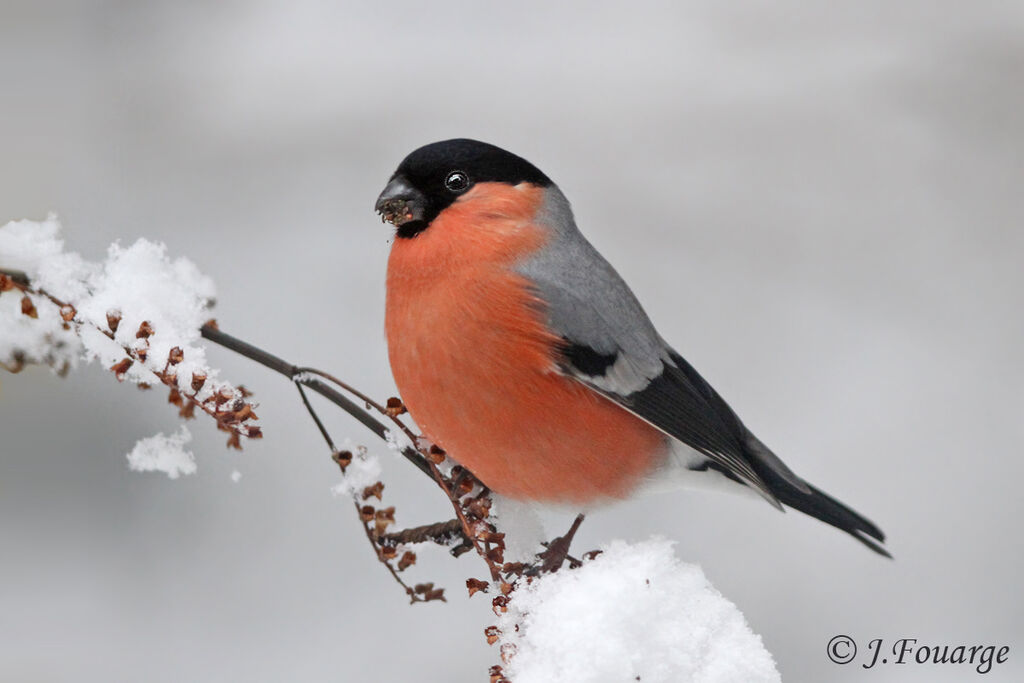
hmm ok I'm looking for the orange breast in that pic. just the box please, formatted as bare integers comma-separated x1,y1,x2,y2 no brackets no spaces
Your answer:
385,183,665,503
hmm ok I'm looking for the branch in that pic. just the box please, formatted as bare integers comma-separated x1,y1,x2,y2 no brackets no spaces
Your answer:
199,323,434,480
4,260,598,677
2,268,260,445
377,519,472,554
3,265,585,568
0,267,29,286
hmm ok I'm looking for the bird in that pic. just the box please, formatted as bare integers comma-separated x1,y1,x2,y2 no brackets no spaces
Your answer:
375,138,888,557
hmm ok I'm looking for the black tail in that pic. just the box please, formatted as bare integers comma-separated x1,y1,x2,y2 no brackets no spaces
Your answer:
656,350,890,556
759,463,890,557
735,432,889,557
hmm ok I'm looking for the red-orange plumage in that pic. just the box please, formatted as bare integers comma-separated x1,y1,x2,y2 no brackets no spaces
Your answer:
386,183,666,503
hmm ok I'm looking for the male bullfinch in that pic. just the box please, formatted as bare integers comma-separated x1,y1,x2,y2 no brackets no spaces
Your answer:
376,139,888,557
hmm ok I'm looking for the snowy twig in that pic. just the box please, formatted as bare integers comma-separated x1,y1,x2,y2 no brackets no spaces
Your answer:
2,259,468,598
2,268,261,448
2,257,597,677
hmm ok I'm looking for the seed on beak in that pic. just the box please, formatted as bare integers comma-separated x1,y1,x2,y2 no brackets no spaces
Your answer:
377,199,416,226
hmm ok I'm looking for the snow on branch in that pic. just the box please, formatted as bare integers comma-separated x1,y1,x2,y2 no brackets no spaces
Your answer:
0,215,261,457
2,216,780,682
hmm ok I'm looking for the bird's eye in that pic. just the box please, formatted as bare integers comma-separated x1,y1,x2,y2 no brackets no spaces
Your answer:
444,170,469,193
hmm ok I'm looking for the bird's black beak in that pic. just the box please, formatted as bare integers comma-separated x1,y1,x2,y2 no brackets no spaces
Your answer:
375,176,427,228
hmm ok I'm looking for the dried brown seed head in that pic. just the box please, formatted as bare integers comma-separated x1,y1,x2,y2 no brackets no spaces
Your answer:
491,595,509,616
361,481,384,501
110,358,132,380
456,477,475,496
136,321,154,339
384,397,407,417
333,450,352,471
233,404,254,422
424,588,445,602
466,578,489,597
20,296,38,319
502,562,526,576
397,551,416,571
373,507,396,535
106,310,121,333
467,498,492,520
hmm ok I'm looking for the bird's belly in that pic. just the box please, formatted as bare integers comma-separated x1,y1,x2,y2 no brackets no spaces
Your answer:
386,271,667,504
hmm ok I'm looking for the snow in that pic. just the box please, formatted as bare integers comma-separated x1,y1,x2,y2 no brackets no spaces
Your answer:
126,426,197,479
490,494,547,564
74,237,217,391
330,442,382,497
0,215,97,301
0,215,234,400
1,215,258,475
0,286,81,371
497,538,780,683
230,470,243,483
0,216,84,371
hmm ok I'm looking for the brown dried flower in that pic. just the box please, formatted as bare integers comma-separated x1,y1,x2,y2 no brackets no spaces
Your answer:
20,295,38,319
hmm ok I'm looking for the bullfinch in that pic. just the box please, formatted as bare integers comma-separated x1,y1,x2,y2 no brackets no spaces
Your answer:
375,138,888,557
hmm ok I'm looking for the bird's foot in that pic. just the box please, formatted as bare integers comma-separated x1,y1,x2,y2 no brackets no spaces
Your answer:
532,513,586,574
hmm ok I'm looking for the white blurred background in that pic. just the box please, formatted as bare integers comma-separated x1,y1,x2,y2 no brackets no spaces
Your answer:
1,1,1022,681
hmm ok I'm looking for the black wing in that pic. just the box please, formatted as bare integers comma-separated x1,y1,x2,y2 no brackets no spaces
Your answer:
560,340,788,506
560,340,890,556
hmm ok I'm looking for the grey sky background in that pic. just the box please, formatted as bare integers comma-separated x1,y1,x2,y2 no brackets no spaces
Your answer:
2,1,1022,681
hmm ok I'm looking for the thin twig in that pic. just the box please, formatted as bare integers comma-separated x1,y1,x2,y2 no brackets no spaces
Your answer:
287,351,441,602
376,519,467,549
0,268,29,286
295,381,337,452
298,366,423,451
425,458,502,582
199,323,434,480
351,500,434,604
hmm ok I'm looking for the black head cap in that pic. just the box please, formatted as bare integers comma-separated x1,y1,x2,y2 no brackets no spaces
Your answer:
376,139,552,238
